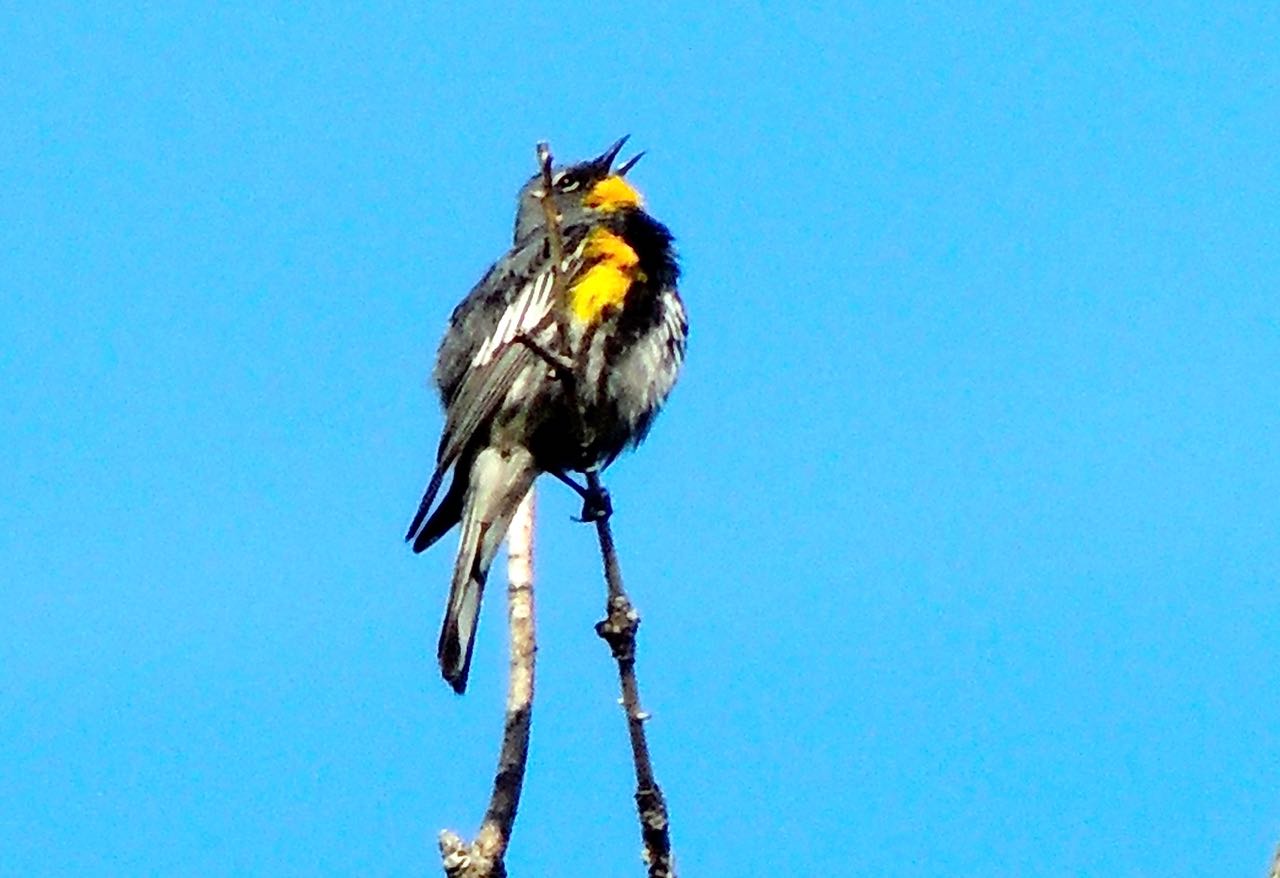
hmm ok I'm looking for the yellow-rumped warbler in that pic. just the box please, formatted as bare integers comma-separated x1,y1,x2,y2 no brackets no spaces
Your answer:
406,137,686,693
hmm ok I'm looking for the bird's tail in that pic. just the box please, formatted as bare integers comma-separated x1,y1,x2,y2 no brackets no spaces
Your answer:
439,445,537,694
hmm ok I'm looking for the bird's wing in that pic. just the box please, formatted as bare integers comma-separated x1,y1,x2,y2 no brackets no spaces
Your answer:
407,227,590,546
434,223,599,468
433,226,588,400
434,267,557,468
405,262,557,545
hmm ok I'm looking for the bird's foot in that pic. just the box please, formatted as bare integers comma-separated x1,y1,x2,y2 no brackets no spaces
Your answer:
577,484,612,523
551,470,613,523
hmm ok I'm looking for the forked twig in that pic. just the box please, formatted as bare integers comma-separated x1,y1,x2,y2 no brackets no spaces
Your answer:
439,488,537,878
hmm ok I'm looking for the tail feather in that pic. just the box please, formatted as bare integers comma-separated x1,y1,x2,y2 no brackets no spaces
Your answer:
405,467,448,544
438,446,537,694
411,470,466,554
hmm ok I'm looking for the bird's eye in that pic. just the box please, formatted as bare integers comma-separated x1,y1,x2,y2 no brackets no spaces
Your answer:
555,173,581,193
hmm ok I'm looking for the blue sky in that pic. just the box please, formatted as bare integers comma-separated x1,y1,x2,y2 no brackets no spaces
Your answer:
3,3,1278,875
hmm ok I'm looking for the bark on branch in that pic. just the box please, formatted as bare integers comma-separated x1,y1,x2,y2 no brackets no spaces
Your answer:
587,469,676,878
438,488,536,878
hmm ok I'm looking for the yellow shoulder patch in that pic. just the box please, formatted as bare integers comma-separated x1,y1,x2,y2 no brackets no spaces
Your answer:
583,175,644,212
568,228,643,323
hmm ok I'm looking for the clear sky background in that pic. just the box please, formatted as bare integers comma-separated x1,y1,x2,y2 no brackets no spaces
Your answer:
3,3,1278,876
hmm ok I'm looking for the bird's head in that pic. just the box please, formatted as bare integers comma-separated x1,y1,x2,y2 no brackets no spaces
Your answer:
512,135,646,243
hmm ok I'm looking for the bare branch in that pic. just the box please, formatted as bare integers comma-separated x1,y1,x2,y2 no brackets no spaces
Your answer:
588,469,675,878
534,141,677,878
438,488,537,878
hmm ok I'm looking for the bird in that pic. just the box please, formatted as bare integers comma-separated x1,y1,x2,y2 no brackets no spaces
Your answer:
406,137,686,694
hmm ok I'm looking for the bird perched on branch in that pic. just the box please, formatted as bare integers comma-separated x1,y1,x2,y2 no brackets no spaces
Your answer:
406,137,686,694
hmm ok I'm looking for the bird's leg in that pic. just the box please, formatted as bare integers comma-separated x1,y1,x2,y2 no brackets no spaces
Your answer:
551,469,613,522
519,337,610,520
515,333,576,381
518,336,610,521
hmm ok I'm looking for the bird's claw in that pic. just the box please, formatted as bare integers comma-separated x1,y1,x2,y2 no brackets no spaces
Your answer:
574,486,613,523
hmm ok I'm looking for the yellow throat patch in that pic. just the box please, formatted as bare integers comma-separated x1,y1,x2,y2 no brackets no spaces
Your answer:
568,228,643,323
583,175,644,212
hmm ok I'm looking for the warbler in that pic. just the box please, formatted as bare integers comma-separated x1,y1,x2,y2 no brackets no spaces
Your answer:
406,137,686,693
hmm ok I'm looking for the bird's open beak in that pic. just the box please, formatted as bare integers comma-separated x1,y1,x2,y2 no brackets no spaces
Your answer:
615,151,645,176
594,135,644,176
595,135,630,170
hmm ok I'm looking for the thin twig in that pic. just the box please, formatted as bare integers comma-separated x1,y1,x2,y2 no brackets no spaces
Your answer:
534,141,595,466
588,470,675,878
439,488,537,878
534,141,677,878
535,143,574,363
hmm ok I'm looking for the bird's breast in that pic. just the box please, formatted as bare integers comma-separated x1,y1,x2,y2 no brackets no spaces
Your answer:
568,228,646,324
